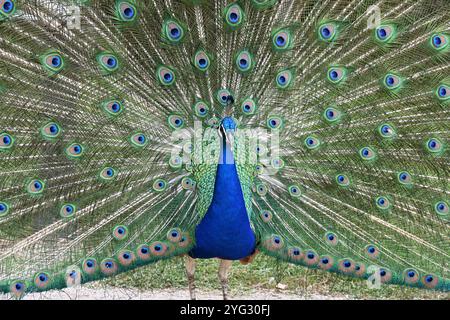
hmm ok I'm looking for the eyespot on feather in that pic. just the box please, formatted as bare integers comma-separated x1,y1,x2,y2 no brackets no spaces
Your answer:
40,122,62,139
0,201,10,217
153,179,167,192
116,1,137,22
60,203,76,218
112,225,128,240
97,52,120,73
129,133,148,148
157,66,176,86
26,179,45,195
318,22,338,42
100,258,118,275
0,0,16,18
304,250,319,266
137,244,151,260
150,241,168,256
82,258,98,275
336,174,350,187
319,255,335,270
40,51,65,74
224,3,245,29
118,250,135,266
0,132,14,151
34,272,51,289
272,28,293,51
162,18,186,44
275,69,294,89
65,143,85,159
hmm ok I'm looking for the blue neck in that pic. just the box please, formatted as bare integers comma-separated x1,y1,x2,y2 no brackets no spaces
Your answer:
189,134,256,260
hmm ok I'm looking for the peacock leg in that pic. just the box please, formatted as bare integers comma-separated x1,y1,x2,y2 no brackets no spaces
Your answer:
218,259,233,300
185,255,197,300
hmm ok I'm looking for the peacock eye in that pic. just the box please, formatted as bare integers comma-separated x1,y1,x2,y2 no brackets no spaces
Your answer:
397,171,412,186
0,202,9,217
260,210,272,222
102,100,124,116
327,67,347,84
425,137,444,154
1,0,15,15
256,183,268,196
100,167,117,181
241,98,257,115
383,73,402,90
365,244,380,259
271,157,284,170
181,177,195,190
41,122,61,139
193,50,211,72
288,185,301,197
235,50,254,73
318,23,337,41
434,200,449,217
193,101,209,117
276,70,293,89
168,115,185,130
34,272,51,289
141,246,148,254
359,147,376,161
118,250,135,266
157,66,176,86
436,84,449,100
224,3,244,29
100,259,118,275
83,258,98,274
304,135,321,149
97,52,120,73
216,89,233,106
336,174,350,187
430,33,448,51
325,232,338,245
167,228,182,243
11,280,26,298
378,123,396,139
272,28,292,51
267,115,283,130
65,143,84,158
153,179,167,192
27,179,45,195
60,204,76,218
130,133,148,147
0,132,14,150
116,1,137,21
323,107,342,123
403,268,419,284
374,24,396,43
150,241,168,255
113,225,128,240
163,19,185,43
41,52,64,73
376,196,391,210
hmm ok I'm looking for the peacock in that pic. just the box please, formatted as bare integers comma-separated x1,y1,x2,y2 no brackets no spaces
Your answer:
0,0,449,300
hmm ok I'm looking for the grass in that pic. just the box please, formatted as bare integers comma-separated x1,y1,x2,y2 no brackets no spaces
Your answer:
103,254,449,300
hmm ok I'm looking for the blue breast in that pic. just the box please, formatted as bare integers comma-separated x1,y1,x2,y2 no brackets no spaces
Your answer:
189,134,256,260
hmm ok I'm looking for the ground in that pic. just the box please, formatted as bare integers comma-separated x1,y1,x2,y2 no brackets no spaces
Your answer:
1,255,448,300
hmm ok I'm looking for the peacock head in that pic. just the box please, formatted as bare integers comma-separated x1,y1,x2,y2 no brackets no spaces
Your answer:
221,117,237,133
219,117,237,145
